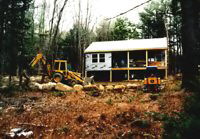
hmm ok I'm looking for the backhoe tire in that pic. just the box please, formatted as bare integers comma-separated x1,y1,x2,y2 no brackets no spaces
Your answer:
53,73,63,83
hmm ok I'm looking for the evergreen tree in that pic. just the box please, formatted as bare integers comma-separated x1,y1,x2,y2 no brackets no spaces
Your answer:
0,0,33,84
111,18,139,40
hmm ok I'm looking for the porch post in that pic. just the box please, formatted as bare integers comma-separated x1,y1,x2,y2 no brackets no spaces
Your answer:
146,50,148,67
110,70,112,82
127,51,130,80
165,50,168,79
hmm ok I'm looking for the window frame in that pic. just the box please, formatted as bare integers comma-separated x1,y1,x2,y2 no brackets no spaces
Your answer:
92,54,98,63
99,53,105,63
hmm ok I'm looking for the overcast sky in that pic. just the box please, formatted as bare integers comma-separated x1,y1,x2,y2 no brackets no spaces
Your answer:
92,0,148,21
34,0,151,31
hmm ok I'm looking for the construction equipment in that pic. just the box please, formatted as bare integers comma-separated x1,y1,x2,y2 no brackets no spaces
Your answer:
143,66,161,92
29,52,92,85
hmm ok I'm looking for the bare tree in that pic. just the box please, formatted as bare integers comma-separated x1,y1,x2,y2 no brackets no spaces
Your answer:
47,0,69,59
48,0,58,54
74,0,94,74
52,0,68,58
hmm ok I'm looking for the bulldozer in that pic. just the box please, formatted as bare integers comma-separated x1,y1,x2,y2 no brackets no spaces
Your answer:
29,52,93,86
143,66,161,92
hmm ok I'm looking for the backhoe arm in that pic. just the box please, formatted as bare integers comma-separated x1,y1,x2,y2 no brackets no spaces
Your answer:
29,53,46,67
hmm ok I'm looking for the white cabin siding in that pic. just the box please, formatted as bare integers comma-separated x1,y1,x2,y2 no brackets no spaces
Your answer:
85,53,111,71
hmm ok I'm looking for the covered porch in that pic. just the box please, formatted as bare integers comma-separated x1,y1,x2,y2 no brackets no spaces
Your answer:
110,49,167,82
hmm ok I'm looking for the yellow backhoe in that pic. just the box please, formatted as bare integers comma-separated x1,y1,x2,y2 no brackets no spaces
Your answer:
29,52,93,85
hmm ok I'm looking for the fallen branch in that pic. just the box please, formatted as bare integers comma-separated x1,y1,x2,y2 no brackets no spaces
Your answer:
17,122,48,128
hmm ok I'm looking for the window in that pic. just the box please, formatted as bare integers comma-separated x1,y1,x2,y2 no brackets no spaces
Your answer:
54,62,59,70
60,62,66,70
99,54,105,62
92,54,98,63
92,53,105,63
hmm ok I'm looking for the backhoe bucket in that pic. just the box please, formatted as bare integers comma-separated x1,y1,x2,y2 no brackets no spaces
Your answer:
83,76,94,85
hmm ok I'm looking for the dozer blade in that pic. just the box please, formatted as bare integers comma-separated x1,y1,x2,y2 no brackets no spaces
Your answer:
83,76,94,85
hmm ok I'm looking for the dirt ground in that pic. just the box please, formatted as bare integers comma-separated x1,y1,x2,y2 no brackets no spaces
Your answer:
0,78,186,139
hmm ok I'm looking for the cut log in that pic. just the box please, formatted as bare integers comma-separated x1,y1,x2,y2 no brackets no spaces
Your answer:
105,85,114,91
83,85,99,91
55,83,73,92
42,82,57,90
126,83,138,89
99,85,105,91
30,82,56,90
73,84,83,91
113,85,126,92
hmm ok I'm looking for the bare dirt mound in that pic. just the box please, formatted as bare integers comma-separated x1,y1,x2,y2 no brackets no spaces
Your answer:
0,80,186,138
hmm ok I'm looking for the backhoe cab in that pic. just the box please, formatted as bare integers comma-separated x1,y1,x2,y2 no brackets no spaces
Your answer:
29,52,93,85
52,60,68,83
52,60,85,85
143,66,161,92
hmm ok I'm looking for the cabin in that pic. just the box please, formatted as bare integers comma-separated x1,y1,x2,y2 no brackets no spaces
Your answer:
84,38,168,82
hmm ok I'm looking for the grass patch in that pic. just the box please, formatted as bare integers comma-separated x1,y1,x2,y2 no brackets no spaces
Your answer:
87,90,101,97
163,77,200,138
51,91,65,97
165,80,182,92
106,98,113,105
0,84,19,97
57,125,70,134
127,96,136,103
149,94,160,100
145,112,167,121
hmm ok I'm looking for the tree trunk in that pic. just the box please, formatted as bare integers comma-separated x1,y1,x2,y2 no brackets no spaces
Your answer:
181,0,199,89
52,0,68,59
48,0,57,55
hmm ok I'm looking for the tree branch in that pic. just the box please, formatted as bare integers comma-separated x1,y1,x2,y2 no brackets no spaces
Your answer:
106,0,152,20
